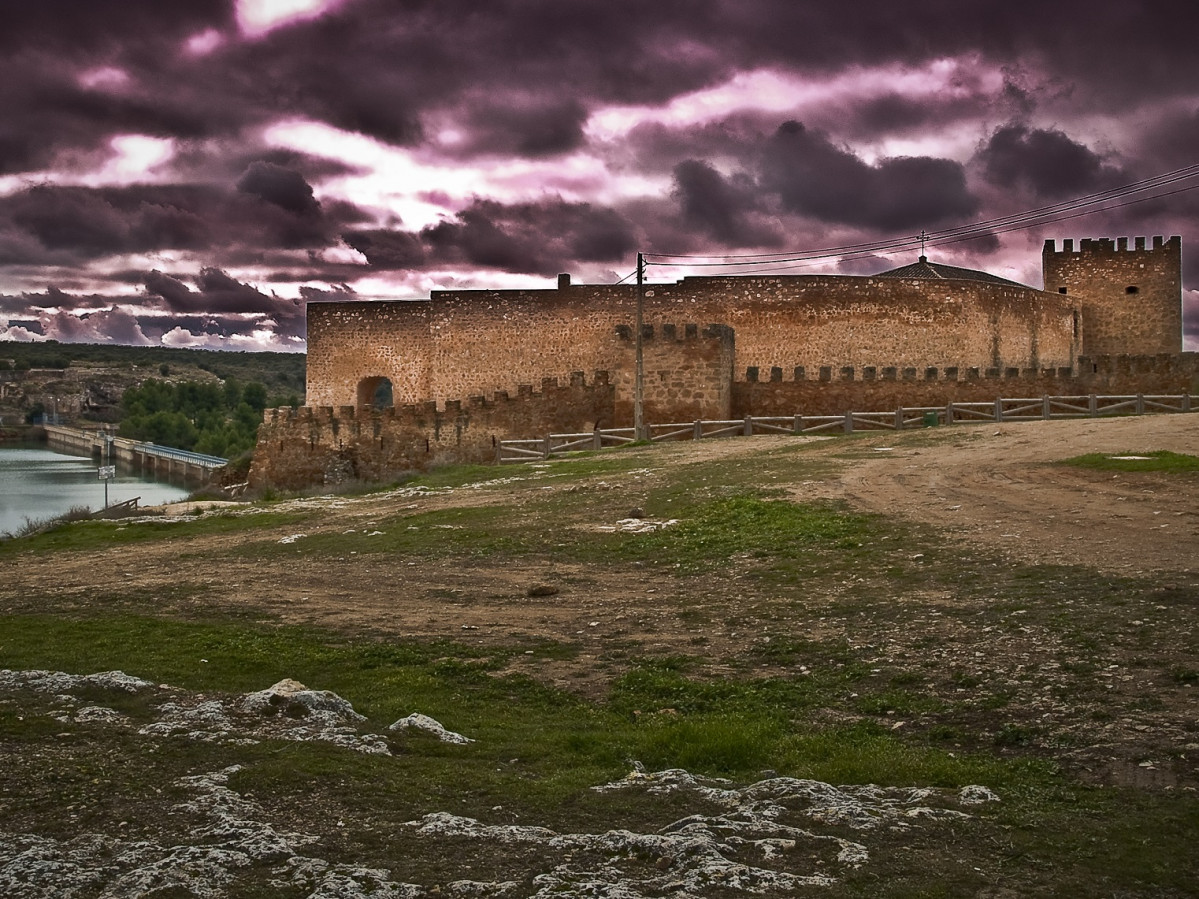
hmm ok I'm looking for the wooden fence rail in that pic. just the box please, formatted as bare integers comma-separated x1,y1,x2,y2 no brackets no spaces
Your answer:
496,393,1193,463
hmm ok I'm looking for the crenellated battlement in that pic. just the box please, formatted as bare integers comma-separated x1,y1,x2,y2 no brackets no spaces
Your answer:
1042,235,1180,255
251,370,616,489
265,371,612,425
1042,234,1181,356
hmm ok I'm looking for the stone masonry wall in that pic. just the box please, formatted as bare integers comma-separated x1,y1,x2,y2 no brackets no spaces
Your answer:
305,273,1078,417
609,323,735,424
253,352,1196,488
1042,236,1182,356
733,352,1199,417
250,372,614,489
306,301,432,407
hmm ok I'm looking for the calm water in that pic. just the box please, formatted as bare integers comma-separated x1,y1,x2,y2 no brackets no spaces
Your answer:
0,446,191,535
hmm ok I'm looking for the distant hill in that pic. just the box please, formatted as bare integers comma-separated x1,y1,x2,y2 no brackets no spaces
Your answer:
0,342,306,426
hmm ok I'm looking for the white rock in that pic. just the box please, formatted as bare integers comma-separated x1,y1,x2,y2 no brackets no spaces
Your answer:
388,713,474,744
958,784,1001,805
241,679,365,722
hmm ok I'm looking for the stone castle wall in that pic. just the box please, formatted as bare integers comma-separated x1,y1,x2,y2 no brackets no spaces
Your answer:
610,324,735,424
250,372,614,489
253,235,1189,487
734,353,1199,417
252,352,1197,488
306,274,1079,413
1043,235,1182,356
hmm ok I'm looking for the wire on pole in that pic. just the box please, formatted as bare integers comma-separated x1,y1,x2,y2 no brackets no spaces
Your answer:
634,252,645,441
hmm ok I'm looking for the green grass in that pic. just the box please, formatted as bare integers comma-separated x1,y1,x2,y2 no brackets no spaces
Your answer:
3,587,1197,896
575,493,874,574
0,612,1029,790
1059,449,1199,472
234,504,533,560
0,510,310,555
4,443,1199,895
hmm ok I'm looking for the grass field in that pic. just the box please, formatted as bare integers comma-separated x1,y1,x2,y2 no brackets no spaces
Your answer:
1,433,1197,897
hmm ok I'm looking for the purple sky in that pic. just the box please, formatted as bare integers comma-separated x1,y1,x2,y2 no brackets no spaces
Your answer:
1,0,1197,352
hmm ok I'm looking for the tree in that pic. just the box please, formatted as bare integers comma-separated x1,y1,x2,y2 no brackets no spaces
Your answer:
242,382,267,412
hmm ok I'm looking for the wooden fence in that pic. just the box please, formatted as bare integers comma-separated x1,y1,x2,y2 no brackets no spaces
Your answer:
497,393,1193,463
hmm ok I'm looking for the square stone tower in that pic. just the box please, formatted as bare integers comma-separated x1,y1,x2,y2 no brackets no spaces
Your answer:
1042,236,1182,355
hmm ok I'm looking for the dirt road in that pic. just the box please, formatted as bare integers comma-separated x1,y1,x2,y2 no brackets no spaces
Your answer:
811,414,1199,575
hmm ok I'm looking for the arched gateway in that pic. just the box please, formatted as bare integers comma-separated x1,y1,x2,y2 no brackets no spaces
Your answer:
356,376,394,410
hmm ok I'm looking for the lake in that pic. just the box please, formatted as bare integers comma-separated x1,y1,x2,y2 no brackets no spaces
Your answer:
0,446,191,535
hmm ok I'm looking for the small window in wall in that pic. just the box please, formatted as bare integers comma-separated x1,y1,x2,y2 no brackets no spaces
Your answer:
1126,285,1139,294
1058,287,1067,294
357,376,394,409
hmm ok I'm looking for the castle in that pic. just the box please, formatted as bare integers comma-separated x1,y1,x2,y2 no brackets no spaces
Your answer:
250,235,1195,488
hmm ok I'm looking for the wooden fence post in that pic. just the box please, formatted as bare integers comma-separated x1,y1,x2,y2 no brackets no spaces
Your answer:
895,408,904,430
1184,394,1192,413
945,403,954,425
1089,395,1098,416
793,414,803,435
744,415,753,436
693,420,703,440
1136,393,1145,415
844,411,854,434
1042,395,1051,419
593,427,602,450
994,398,1003,422
543,435,552,458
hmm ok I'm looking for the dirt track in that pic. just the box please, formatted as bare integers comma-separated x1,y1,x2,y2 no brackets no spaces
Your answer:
3,413,1196,660
809,414,1199,575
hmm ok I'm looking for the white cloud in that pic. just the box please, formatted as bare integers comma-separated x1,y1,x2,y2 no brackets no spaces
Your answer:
238,0,340,36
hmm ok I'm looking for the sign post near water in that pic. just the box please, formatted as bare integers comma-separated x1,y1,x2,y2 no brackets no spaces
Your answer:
98,465,115,509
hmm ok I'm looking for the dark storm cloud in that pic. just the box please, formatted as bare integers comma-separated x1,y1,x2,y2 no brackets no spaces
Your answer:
0,181,371,267
299,284,358,303
448,97,590,158
671,159,779,246
1139,106,1199,171
760,121,978,231
342,231,427,270
346,199,637,276
622,115,774,173
977,124,1127,198
0,269,309,346
424,199,635,272
2,0,1194,178
16,287,112,312
0,0,229,52
172,146,367,185
236,162,320,216
144,268,285,316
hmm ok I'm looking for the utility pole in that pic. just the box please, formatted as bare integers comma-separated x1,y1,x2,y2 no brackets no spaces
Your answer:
634,252,645,440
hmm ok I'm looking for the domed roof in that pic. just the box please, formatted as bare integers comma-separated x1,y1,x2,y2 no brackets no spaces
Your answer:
874,256,1028,288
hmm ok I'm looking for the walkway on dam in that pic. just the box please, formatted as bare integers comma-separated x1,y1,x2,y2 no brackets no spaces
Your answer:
42,425,227,485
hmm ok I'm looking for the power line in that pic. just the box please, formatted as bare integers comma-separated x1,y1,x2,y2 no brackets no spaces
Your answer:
697,183,1199,277
642,162,1199,272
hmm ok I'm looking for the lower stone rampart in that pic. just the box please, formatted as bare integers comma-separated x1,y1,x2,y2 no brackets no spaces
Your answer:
249,372,614,489
734,353,1199,417
250,353,1197,488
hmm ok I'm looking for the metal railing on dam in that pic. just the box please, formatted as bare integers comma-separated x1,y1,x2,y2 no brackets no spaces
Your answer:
42,425,227,485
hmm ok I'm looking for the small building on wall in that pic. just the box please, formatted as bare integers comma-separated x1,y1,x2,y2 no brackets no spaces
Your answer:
251,235,1191,488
